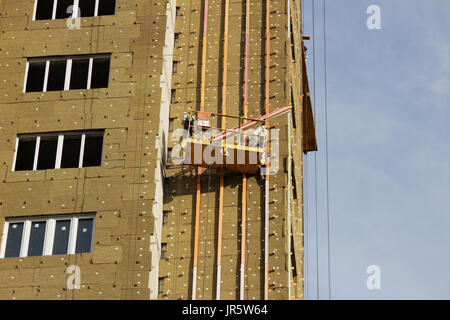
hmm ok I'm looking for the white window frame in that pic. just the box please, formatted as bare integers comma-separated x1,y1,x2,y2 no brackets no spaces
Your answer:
24,54,110,93
32,0,116,21
22,60,30,93
12,130,104,172
0,214,96,259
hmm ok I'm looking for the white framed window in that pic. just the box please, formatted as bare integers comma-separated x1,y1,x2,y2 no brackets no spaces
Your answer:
33,0,116,21
0,214,96,259
24,54,111,93
12,130,104,172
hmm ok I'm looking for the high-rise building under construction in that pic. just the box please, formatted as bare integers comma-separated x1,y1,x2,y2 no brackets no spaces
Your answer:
0,0,316,300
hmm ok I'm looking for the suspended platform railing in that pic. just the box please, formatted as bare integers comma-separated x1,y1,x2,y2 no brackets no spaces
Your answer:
177,106,292,175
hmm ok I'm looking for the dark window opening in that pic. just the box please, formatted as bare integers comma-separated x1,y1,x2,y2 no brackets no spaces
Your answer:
90,57,110,88
70,58,90,90
174,33,180,46
98,0,116,16
2,215,96,258
291,236,297,278
4,222,24,258
158,277,164,294
79,0,96,17
291,90,296,129
83,134,103,167
168,118,174,132
176,6,181,18
170,89,176,104
35,0,54,20
47,60,67,91
26,61,46,92
52,220,71,255
37,136,58,170
291,43,296,62
162,211,169,226
61,134,82,168
55,0,74,19
292,160,298,200
36,0,116,20
14,131,104,171
27,221,47,257
172,61,178,74
15,138,36,171
75,218,94,253
161,243,167,259
26,55,110,92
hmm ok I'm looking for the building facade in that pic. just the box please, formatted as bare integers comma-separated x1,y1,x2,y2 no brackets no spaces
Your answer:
0,0,315,300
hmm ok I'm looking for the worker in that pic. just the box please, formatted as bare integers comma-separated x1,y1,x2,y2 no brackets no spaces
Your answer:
182,112,196,136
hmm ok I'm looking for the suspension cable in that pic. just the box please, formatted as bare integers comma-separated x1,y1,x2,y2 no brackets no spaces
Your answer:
323,0,331,300
311,0,320,300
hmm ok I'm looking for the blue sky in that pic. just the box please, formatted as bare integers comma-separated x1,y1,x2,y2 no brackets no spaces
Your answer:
302,0,450,299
